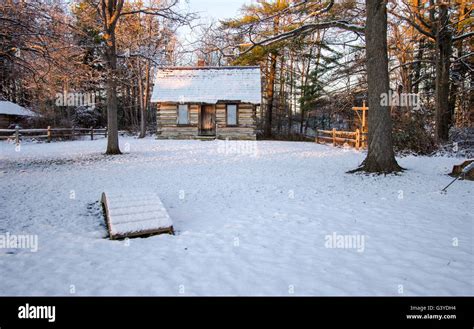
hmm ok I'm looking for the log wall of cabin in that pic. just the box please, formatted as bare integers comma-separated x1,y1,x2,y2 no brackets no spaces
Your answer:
156,102,200,139
215,103,256,140
0,115,10,129
156,102,257,140
0,114,25,129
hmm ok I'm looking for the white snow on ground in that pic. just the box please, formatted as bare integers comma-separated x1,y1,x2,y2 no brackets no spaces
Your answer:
0,138,472,296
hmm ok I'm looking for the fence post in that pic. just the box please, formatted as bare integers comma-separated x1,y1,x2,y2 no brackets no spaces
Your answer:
90,126,94,140
315,129,319,143
355,128,360,150
332,128,336,146
104,127,107,138
71,126,75,140
15,125,20,145
47,126,51,143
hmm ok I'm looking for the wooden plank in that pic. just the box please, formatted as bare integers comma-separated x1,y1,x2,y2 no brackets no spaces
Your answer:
158,120,178,124
159,104,178,109
101,191,174,240
317,129,356,136
217,126,256,131
50,128,74,132
158,116,177,120
18,129,48,133
158,107,178,112
317,136,356,143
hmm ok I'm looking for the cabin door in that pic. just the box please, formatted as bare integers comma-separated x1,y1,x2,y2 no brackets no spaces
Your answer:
199,105,216,136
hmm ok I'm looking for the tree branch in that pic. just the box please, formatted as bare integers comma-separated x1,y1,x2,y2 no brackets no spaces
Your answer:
239,20,364,55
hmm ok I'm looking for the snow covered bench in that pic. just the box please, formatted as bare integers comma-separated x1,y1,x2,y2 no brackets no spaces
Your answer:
101,191,174,240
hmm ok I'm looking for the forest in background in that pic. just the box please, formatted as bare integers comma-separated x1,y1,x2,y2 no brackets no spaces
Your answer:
1,0,187,139
198,0,472,155
1,0,472,157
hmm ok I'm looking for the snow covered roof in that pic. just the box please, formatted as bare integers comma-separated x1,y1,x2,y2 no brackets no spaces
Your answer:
0,101,37,117
151,66,261,104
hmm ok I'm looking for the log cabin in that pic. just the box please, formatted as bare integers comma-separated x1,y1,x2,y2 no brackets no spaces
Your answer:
151,66,261,140
0,101,37,129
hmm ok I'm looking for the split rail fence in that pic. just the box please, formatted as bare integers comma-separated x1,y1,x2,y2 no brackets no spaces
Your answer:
315,128,367,149
0,126,107,143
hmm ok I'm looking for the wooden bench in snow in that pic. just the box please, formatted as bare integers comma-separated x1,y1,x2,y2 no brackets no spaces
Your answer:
101,191,174,239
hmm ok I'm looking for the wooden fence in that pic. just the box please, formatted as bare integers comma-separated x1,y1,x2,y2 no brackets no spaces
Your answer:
0,126,107,143
315,128,367,149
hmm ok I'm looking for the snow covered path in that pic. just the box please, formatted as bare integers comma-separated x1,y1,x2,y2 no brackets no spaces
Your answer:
0,138,472,296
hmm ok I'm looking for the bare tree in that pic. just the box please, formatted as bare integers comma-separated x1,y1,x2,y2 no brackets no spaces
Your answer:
354,0,401,173
392,0,473,142
97,0,124,154
220,0,402,173
94,0,193,154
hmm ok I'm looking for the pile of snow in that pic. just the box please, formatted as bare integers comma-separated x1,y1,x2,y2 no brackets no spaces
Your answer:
0,138,472,296
0,101,37,117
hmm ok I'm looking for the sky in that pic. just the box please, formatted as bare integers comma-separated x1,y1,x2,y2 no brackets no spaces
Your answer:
176,0,253,62
185,0,251,21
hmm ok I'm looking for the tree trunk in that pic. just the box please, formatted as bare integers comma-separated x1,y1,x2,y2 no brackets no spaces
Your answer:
299,46,313,134
130,82,136,128
353,0,401,174
63,80,70,125
434,4,452,143
288,52,294,136
137,61,146,138
264,52,277,138
124,84,131,126
277,57,285,135
299,63,306,134
412,38,424,94
263,12,281,138
448,41,461,128
105,29,121,155
139,60,150,138
452,1,469,127
99,0,124,154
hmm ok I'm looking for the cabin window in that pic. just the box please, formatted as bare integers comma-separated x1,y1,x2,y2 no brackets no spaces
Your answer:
226,104,238,126
177,104,189,125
